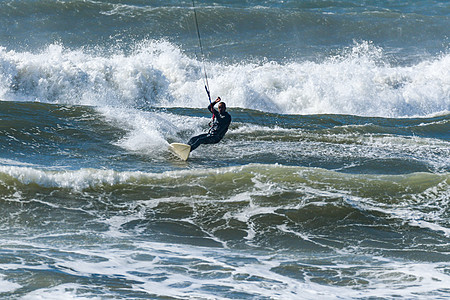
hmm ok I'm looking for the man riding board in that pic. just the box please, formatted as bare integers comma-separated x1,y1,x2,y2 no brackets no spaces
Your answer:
187,97,231,151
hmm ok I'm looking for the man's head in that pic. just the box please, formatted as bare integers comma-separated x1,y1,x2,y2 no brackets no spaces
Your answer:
218,101,226,114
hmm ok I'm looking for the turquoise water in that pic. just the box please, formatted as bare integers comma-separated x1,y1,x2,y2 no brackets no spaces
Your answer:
0,0,449,299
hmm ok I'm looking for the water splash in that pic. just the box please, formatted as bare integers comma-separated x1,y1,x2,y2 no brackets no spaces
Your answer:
1,41,448,117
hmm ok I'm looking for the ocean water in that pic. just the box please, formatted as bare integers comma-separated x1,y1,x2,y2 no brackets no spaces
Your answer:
0,0,449,299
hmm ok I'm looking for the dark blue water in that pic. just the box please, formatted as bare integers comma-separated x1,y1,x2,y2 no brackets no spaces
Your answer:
0,0,449,298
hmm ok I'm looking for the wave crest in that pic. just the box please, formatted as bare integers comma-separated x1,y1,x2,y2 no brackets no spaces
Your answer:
1,41,448,117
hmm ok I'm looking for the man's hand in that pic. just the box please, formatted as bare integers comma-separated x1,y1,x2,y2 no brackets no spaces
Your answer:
215,97,221,104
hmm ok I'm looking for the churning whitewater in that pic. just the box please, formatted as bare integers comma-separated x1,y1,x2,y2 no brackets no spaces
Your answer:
1,41,449,117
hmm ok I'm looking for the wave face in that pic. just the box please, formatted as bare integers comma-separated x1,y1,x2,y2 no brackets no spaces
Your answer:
1,100,449,299
0,162,449,299
1,101,449,173
0,0,449,299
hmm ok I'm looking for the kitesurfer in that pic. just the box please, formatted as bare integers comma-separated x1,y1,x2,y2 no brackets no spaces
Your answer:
187,97,231,151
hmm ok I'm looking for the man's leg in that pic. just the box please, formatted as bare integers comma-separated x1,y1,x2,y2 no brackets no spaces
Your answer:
187,133,209,151
188,134,221,151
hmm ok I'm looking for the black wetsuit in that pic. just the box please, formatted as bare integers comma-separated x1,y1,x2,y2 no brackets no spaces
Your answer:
188,103,231,151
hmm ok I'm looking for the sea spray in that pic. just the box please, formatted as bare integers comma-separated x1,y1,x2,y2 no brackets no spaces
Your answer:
1,42,449,117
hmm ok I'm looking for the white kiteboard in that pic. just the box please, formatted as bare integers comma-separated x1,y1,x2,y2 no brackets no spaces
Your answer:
168,143,191,161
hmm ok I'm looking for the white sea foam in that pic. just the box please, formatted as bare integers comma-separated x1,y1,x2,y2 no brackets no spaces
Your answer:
1,41,448,118
0,275,21,293
0,158,37,167
0,165,143,190
97,105,207,153
21,283,102,300
4,237,450,300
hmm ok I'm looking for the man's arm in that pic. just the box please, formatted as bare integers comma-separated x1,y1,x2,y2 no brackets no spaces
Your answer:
208,97,221,113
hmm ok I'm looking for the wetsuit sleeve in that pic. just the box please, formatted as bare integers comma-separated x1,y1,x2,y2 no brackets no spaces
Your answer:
207,103,214,113
208,103,220,118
